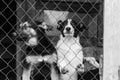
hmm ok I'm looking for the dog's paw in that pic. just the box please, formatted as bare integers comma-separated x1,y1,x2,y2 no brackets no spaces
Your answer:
61,68,69,74
43,53,57,64
76,64,84,73
84,57,99,68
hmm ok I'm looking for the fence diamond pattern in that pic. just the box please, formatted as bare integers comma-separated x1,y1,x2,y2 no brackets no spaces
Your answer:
0,0,103,80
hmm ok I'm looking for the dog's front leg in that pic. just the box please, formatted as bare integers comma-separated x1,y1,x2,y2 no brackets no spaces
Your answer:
60,66,77,80
76,64,84,73
22,66,32,80
51,64,60,80
39,53,60,80
44,53,60,80
22,56,38,80
42,53,58,64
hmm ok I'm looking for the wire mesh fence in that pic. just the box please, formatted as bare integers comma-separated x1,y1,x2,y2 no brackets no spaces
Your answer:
0,0,103,80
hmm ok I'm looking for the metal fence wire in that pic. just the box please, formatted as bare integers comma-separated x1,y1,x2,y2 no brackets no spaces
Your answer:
0,0,103,80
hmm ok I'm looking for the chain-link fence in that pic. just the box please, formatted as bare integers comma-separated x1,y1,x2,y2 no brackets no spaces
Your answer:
0,0,103,80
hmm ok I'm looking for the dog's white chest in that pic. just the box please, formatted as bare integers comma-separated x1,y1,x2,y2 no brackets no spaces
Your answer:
57,41,83,69
58,43,81,54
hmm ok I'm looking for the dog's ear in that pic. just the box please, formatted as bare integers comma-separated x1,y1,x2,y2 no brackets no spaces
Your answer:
57,20,62,30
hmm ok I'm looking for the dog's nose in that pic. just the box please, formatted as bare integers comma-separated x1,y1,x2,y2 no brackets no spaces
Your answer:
66,27,71,31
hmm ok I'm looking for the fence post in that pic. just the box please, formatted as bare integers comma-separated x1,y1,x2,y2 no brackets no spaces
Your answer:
16,0,26,80
99,55,103,80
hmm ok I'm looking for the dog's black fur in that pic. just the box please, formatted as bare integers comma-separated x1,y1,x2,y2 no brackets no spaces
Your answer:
14,21,60,80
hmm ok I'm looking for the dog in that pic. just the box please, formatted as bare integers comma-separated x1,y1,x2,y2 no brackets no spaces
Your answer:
56,19,86,80
56,19,99,80
13,21,60,80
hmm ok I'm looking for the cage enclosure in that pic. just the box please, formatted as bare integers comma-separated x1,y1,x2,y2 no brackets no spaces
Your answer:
0,0,103,80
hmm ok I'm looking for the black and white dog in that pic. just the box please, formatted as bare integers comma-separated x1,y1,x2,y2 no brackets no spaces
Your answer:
56,19,99,80
13,21,59,80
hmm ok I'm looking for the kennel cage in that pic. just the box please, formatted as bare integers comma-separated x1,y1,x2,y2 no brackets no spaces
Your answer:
0,0,103,80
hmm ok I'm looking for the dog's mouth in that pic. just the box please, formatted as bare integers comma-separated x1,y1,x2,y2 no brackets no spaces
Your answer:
64,31,74,34
65,32,72,34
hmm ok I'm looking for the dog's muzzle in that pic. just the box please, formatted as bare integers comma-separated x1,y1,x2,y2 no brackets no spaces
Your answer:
65,27,73,34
